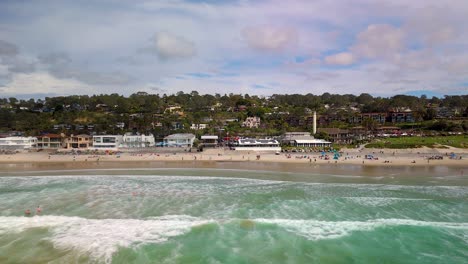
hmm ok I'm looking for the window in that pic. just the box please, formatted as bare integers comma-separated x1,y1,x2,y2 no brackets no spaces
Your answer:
103,137,116,143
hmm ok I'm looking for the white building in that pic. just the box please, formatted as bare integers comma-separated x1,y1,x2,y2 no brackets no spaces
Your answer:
201,135,218,148
281,132,331,147
163,133,195,147
121,133,155,148
289,137,331,148
0,137,37,150
233,138,281,152
282,132,331,148
190,123,207,130
242,117,261,128
92,135,123,150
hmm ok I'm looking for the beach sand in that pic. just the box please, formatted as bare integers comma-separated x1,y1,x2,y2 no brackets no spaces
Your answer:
0,147,466,174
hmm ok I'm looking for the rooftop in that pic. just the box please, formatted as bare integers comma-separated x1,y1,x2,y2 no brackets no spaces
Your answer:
294,139,331,144
165,133,196,140
238,138,279,145
201,135,218,140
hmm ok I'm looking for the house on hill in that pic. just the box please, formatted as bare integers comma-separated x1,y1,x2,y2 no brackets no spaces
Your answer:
242,117,261,128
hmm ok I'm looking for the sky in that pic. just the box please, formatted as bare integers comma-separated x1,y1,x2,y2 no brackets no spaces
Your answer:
0,0,467,98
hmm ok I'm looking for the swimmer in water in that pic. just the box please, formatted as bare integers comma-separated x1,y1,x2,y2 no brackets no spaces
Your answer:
36,206,42,215
25,209,31,216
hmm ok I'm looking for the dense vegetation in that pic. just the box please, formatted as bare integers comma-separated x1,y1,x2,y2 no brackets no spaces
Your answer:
1,92,467,139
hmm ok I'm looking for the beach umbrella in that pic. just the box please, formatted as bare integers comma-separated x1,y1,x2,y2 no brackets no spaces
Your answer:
333,152,340,160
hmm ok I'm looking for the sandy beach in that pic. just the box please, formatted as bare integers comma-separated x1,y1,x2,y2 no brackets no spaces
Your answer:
1,147,466,171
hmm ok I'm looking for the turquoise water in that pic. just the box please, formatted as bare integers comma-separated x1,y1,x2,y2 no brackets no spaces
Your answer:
0,168,467,263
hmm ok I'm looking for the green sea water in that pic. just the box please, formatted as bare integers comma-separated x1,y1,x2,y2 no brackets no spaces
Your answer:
0,167,467,263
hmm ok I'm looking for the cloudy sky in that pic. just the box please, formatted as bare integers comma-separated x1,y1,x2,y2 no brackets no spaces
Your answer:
0,0,467,98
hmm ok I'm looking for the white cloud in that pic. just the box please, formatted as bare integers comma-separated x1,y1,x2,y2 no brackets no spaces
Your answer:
0,72,94,96
402,6,462,46
442,53,468,75
0,63,8,77
242,26,298,51
324,52,355,65
151,32,196,60
0,39,18,56
0,0,467,96
393,49,437,70
351,24,405,60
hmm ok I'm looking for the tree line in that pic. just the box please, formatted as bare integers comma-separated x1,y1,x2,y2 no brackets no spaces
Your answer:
1,92,467,137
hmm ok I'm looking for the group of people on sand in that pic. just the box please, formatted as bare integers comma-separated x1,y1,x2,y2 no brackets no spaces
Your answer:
24,206,42,216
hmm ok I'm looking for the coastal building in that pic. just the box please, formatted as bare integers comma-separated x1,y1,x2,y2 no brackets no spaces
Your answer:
121,133,155,148
282,132,311,141
387,108,415,123
435,106,459,119
350,113,387,124
317,128,352,144
63,134,92,149
200,135,218,148
242,117,261,128
232,138,281,152
163,133,196,147
288,137,331,148
190,123,207,130
165,105,184,116
92,135,123,150
388,111,414,123
36,134,63,149
0,136,38,150
281,132,331,148
171,122,184,130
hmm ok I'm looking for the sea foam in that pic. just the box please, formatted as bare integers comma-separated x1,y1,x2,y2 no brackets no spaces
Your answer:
1,215,467,263
0,215,212,263
256,218,468,241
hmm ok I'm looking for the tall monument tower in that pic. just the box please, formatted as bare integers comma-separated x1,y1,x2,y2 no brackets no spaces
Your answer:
313,111,317,134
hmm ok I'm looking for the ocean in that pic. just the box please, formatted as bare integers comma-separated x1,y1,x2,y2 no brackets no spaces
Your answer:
0,166,467,263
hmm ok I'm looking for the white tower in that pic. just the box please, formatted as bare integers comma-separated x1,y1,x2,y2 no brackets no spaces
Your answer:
313,111,317,135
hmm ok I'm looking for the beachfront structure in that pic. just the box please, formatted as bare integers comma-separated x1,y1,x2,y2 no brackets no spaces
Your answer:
289,137,331,148
121,133,155,148
242,117,261,128
63,134,92,149
36,134,63,149
232,138,281,152
0,136,38,150
92,135,123,150
281,132,331,148
317,128,352,144
201,135,218,148
163,133,196,147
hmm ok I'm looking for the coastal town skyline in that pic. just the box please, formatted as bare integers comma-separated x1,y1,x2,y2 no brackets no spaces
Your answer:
1,0,467,99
